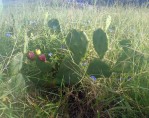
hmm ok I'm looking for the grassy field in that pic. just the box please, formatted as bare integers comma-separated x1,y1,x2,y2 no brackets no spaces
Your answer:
0,2,149,118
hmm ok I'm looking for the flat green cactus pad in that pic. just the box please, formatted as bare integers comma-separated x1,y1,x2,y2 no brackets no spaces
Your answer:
48,19,61,33
87,58,111,78
9,52,23,76
93,28,108,59
66,29,88,64
56,57,82,86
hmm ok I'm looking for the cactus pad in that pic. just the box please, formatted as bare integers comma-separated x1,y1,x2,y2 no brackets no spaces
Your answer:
48,19,61,34
87,58,111,78
93,28,108,59
65,29,88,64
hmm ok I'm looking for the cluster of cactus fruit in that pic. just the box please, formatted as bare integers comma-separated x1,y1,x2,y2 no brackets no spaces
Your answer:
8,18,144,87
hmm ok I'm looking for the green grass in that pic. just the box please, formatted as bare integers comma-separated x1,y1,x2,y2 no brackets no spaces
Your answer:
0,2,149,118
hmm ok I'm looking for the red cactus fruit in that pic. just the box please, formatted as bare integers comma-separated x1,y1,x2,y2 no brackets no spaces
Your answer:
27,51,35,60
38,54,46,62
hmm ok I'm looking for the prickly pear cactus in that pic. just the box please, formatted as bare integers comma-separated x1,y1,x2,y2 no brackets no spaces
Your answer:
87,28,111,78
93,28,108,59
119,39,132,51
56,57,82,86
113,39,144,73
9,52,23,76
35,54,53,73
56,29,88,85
8,52,26,97
57,28,111,84
114,39,133,73
9,73,26,97
87,58,111,78
48,19,61,34
65,29,88,64
24,22,114,87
